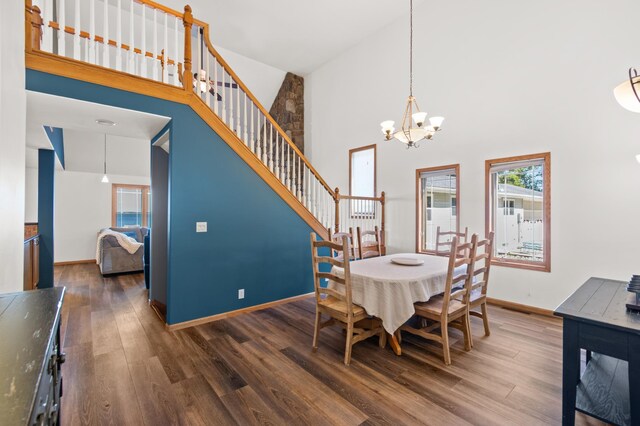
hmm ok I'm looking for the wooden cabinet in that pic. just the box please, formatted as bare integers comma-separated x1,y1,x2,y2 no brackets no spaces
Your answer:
23,235,40,291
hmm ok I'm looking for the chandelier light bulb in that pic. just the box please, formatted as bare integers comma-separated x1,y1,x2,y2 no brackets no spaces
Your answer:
412,112,428,127
429,116,445,131
614,69,640,113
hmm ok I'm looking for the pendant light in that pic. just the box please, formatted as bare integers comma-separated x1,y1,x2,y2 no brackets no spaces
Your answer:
614,68,640,113
101,134,109,183
380,0,444,148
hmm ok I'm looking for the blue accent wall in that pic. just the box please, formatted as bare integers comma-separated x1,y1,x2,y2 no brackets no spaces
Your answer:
43,126,65,169
27,70,315,324
38,149,55,288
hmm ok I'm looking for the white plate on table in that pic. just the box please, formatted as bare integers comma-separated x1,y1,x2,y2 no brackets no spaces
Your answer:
391,257,424,266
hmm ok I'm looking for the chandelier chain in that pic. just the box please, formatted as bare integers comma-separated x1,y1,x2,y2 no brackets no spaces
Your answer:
409,0,413,97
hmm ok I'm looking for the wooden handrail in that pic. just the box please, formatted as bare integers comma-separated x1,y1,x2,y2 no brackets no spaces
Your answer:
44,20,180,65
337,194,385,201
135,0,184,19
195,20,335,198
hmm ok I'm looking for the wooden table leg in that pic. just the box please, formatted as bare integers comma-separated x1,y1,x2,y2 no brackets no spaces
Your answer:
388,332,401,356
562,319,580,426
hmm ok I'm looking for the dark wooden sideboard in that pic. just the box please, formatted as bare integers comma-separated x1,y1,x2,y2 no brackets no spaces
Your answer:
555,277,640,426
0,287,65,425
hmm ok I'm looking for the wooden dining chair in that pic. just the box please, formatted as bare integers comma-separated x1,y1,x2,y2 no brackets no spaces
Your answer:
356,226,381,259
310,233,386,365
400,234,478,365
328,227,355,261
468,232,495,337
435,226,469,257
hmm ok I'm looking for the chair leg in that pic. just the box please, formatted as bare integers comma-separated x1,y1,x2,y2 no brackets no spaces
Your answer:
463,314,473,351
312,310,321,352
379,327,387,348
441,323,451,365
344,321,354,365
481,302,491,336
395,329,402,344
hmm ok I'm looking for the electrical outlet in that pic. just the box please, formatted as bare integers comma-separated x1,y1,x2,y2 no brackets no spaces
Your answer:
196,222,207,233
238,289,245,299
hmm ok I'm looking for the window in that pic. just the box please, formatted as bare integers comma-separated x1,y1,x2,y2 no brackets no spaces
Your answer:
349,144,376,196
112,184,151,228
416,165,459,253
486,153,550,272
349,144,376,215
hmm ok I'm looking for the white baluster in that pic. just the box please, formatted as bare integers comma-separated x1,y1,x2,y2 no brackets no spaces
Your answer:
88,0,95,63
72,0,80,59
269,124,274,172
195,26,201,95
43,0,53,52
173,16,179,86
262,118,267,164
243,95,248,144
205,51,211,106
140,4,146,78
221,69,226,123
276,137,286,185
128,0,134,74
213,57,219,114
162,12,168,83
58,0,66,56
115,0,122,70
236,80,241,135
249,102,254,153
152,8,158,81
229,75,234,130
102,0,108,66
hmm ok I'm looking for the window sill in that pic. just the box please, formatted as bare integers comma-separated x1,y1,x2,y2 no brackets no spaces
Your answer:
491,259,550,273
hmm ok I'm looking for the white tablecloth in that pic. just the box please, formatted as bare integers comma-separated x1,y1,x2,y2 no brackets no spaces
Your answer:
329,253,461,334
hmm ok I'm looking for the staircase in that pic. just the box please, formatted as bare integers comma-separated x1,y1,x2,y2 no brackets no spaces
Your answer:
25,0,385,245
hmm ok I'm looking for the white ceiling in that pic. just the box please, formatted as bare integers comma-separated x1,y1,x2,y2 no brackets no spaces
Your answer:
26,91,170,176
163,0,423,74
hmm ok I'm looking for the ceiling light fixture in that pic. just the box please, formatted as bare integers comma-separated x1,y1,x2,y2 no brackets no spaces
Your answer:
614,68,640,113
380,0,444,148
96,119,117,127
101,134,109,183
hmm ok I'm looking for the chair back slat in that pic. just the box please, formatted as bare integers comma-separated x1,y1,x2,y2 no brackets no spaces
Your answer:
357,226,381,259
435,226,469,256
441,234,478,311
310,232,355,316
329,228,355,261
472,232,494,297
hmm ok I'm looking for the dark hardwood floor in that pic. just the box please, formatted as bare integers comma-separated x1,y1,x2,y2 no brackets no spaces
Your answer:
55,263,606,425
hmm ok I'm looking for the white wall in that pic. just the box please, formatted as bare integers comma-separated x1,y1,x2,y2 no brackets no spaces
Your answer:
54,171,150,262
25,167,39,223
0,0,26,293
307,0,640,310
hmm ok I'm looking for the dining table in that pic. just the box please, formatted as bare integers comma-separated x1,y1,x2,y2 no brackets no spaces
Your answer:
329,252,461,355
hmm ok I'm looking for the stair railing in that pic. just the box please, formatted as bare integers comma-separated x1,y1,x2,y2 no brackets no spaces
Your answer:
25,0,387,242
187,15,338,232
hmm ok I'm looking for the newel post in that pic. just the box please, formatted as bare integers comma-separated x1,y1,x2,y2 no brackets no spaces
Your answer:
182,5,193,92
25,0,33,53
380,191,386,254
31,6,43,51
334,187,340,233
25,0,42,53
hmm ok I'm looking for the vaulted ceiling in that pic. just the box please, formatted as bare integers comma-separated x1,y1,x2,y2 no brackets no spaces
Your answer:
163,0,424,74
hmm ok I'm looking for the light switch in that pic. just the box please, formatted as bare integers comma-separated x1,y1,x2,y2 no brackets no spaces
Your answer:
238,289,245,299
196,222,207,233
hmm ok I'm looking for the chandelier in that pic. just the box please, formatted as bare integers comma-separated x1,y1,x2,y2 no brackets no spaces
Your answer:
614,68,640,113
380,0,444,148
